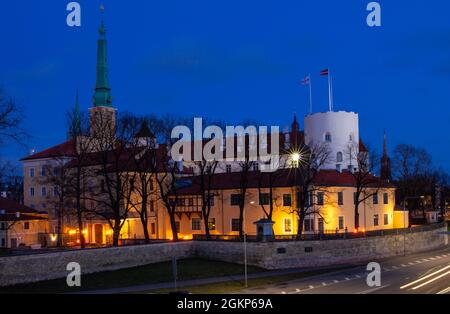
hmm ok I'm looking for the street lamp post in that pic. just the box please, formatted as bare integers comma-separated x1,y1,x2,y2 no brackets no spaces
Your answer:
403,195,424,256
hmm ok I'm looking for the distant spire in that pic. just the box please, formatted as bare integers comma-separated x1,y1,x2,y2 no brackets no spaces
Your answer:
291,113,300,149
93,4,112,108
383,130,388,156
381,130,392,181
71,89,81,137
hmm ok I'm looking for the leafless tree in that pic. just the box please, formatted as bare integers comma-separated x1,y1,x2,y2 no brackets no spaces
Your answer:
289,142,331,238
346,142,381,231
0,88,27,146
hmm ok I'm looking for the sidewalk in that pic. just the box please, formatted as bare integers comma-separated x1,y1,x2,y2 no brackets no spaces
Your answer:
78,265,356,294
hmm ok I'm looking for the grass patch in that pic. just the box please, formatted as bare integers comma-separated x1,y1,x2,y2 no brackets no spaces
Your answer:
0,258,264,294
152,267,348,294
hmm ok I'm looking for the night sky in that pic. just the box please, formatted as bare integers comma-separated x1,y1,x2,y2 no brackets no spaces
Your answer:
0,1,449,171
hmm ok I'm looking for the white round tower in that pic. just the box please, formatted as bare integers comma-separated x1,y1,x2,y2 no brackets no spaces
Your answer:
304,111,359,171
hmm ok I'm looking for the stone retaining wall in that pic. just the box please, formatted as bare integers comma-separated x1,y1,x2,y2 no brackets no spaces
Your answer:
0,224,447,287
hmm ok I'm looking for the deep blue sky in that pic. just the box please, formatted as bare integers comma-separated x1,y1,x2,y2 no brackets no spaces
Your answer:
0,1,449,171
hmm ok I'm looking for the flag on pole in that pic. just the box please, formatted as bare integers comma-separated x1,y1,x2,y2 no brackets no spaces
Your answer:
320,69,329,76
300,75,311,86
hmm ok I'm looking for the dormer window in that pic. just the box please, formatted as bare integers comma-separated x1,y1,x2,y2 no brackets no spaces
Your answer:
325,133,332,142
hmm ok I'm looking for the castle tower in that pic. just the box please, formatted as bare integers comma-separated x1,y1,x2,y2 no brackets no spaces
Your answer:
380,131,392,181
90,8,116,139
291,113,300,149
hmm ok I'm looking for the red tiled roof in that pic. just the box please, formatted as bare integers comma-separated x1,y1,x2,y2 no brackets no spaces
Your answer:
0,198,48,221
21,139,76,161
176,169,393,195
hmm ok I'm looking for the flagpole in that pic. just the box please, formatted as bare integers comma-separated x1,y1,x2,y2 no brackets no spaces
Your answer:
328,69,332,112
309,74,313,114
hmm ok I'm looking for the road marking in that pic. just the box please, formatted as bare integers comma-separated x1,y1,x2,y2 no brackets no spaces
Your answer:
422,259,429,262
345,277,350,281
401,264,407,267
437,286,450,294
435,256,442,259
281,291,286,294
322,282,327,286
412,270,450,290
355,275,361,278
295,289,301,292
408,262,414,265
415,261,422,264
309,285,314,289
430,257,436,260
333,280,339,283
392,266,399,269
400,264,450,290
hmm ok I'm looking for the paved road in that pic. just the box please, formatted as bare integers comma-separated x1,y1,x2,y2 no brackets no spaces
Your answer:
242,247,450,294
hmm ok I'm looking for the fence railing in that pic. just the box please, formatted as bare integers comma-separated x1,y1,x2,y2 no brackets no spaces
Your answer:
192,222,447,242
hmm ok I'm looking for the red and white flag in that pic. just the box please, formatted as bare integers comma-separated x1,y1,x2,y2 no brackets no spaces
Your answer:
320,69,329,76
300,75,310,86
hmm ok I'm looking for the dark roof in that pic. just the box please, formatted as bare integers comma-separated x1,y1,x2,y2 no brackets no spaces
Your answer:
21,139,76,161
134,122,155,139
359,139,368,153
0,198,48,221
175,169,394,195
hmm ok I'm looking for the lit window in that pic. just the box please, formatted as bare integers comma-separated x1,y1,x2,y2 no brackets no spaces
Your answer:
208,218,216,231
384,214,389,225
284,218,292,233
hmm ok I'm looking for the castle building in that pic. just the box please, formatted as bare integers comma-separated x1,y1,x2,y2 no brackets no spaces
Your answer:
19,15,407,246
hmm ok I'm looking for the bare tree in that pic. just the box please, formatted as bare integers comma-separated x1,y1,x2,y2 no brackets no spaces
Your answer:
289,142,331,238
0,88,26,146
346,142,381,231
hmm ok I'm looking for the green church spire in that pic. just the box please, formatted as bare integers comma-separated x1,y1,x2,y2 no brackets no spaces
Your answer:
93,7,112,108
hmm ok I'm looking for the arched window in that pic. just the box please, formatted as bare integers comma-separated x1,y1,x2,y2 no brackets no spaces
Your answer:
336,152,343,163
325,132,332,142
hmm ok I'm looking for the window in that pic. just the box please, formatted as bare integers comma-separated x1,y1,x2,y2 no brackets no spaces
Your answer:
208,196,215,207
284,218,292,233
231,219,240,232
374,214,379,226
253,163,259,171
53,167,60,177
208,218,216,231
0,222,5,230
188,198,194,206
149,200,155,212
384,214,389,225
30,187,35,197
259,193,270,205
304,218,314,232
339,216,344,230
317,192,324,206
24,222,30,230
336,152,343,163
191,218,202,231
150,223,156,235
29,168,35,178
325,132,332,142
53,186,59,197
283,194,292,207
318,218,324,233
41,186,47,197
338,192,344,206
383,193,389,204
226,165,232,173
1,238,5,248
373,193,378,205
41,167,46,177
230,194,241,206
